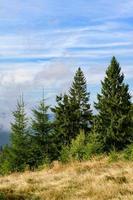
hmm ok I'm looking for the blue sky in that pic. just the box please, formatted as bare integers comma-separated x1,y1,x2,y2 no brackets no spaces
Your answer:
0,0,133,130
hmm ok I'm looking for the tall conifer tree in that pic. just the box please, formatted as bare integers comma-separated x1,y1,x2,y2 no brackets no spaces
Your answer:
52,94,72,147
52,68,92,155
69,67,92,133
10,96,29,171
30,92,51,165
94,57,132,151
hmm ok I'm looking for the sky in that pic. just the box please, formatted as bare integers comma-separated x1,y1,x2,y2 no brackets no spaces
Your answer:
0,0,133,131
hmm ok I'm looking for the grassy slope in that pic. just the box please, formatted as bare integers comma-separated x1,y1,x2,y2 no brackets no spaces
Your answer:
0,156,133,200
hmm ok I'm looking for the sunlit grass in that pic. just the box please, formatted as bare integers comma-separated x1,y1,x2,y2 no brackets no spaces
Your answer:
0,156,133,200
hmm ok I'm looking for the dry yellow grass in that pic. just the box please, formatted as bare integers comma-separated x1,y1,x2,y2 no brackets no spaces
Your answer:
0,156,133,200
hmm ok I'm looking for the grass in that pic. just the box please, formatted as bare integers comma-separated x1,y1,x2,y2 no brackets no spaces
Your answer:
0,156,133,200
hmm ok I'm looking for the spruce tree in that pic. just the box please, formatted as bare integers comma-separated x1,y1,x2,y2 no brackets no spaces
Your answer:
10,96,29,171
52,94,72,147
30,94,51,166
94,57,132,151
131,104,133,134
52,68,92,156
131,104,133,120
69,67,93,133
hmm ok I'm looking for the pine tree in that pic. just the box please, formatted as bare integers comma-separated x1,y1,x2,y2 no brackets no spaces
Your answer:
52,94,72,147
30,94,52,166
94,57,132,151
131,104,133,134
10,96,29,171
52,68,92,156
131,104,133,120
69,67,93,133
51,94,73,158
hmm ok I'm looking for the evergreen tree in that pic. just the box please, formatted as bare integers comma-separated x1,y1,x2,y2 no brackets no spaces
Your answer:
52,94,72,148
131,104,133,120
69,67,93,133
94,57,132,151
52,68,92,156
10,96,29,171
131,104,133,134
30,94,52,166
51,94,72,158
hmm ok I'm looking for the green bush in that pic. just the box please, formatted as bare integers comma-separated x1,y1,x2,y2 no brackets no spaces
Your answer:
60,130,86,162
60,145,71,163
0,145,13,175
124,144,133,161
0,159,11,175
60,130,103,163
83,133,103,160
108,150,119,162
0,192,6,200
70,130,86,161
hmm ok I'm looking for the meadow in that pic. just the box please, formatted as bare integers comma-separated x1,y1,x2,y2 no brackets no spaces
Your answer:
0,156,133,200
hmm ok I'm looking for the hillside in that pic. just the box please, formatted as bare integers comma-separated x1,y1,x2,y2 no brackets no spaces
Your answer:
0,156,133,200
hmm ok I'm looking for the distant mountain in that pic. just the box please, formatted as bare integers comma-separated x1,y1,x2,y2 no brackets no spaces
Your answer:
0,131,10,146
0,114,54,147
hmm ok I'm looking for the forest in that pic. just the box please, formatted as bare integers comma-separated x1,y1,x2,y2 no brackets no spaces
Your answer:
0,56,133,175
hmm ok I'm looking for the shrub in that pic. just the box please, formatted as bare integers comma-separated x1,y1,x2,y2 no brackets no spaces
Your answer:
83,133,103,160
60,130,103,163
70,130,86,161
0,145,13,175
60,145,71,163
108,150,119,162
0,192,6,200
60,130,86,162
124,144,133,161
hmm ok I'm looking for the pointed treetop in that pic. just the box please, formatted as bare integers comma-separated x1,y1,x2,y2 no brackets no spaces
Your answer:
17,93,24,106
111,56,118,63
109,56,120,71
42,88,45,103
78,67,81,71
94,57,132,151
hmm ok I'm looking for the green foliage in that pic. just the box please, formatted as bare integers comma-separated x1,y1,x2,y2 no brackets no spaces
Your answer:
108,150,119,162
10,96,29,172
131,104,133,133
52,68,92,157
0,192,6,200
60,130,103,163
30,95,52,168
0,96,34,174
0,96,30,174
0,60,132,174
83,133,103,160
0,145,12,175
60,130,86,163
94,57,132,152
69,67,93,133
124,144,133,161
70,130,86,161
60,145,71,163
52,94,73,151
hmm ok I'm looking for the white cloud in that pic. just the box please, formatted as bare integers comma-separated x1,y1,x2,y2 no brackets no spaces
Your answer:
0,68,38,86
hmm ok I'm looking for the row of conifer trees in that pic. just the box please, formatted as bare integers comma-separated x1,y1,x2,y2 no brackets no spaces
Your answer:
0,57,133,174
